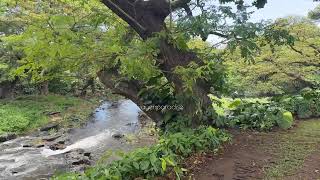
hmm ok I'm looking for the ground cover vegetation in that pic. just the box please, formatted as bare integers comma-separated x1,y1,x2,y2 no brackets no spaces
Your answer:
0,95,98,135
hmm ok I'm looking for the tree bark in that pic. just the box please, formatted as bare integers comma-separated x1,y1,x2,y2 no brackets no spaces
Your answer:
0,80,16,99
80,78,95,97
39,81,49,95
99,0,211,123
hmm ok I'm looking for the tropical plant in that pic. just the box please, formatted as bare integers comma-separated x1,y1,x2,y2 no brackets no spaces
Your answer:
209,95,294,130
275,88,320,119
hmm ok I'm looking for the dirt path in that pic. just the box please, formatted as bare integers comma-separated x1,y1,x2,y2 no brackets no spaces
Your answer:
189,120,320,180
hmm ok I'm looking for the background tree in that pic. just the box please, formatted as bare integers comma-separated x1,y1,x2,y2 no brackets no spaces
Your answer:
308,4,320,20
226,16,320,96
1,0,125,97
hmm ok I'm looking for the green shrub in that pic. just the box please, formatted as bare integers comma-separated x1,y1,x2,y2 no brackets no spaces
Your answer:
53,126,231,180
276,89,320,119
209,95,293,131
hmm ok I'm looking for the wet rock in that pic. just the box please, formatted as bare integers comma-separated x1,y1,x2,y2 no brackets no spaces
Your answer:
57,139,66,144
47,111,61,116
49,143,65,150
109,102,119,108
71,158,90,166
40,123,59,132
0,133,17,143
48,136,67,150
22,144,33,148
35,144,45,148
10,166,27,175
112,132,124,139
37,131,49,137
42,134,61,142
65,149,92,172
55,136,68,144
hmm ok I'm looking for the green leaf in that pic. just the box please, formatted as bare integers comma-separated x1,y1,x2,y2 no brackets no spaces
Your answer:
133,162,139,169
140,161,150,171
160,158,167,172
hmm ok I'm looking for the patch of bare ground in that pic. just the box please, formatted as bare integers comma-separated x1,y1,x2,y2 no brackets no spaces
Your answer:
186,119,320,180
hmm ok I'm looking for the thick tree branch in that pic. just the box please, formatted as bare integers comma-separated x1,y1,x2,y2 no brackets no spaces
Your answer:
171,0,192,10
309,44,320,55
183,5,193,17
101,0,147,38
289,44,310,57
289,61,320,67
200,31,230,41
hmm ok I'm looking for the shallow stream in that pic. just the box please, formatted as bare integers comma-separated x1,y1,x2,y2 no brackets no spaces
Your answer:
0,100,142,180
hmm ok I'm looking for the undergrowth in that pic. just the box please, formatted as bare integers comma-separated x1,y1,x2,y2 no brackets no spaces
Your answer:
53,126,231,180
209,95,293,131
275,88,320,119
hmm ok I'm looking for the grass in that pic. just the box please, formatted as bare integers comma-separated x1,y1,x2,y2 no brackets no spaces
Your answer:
0,94,99,135
264,119,320,179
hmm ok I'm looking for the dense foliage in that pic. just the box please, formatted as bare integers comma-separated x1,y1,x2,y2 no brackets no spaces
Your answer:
209,95,293,131
226,17,320,96
275,89,320,119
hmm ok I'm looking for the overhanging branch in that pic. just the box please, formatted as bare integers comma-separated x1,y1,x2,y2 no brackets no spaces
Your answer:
101,0,147,38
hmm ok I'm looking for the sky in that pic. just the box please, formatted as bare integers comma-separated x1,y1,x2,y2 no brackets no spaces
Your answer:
249,0,319,22
208,0,319,44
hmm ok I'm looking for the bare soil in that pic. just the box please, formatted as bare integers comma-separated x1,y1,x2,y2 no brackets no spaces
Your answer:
187,120,320,180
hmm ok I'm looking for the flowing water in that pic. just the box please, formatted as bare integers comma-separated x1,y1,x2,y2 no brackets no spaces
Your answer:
0,100,142,180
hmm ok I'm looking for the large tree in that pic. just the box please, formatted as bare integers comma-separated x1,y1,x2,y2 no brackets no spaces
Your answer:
96,0,286,124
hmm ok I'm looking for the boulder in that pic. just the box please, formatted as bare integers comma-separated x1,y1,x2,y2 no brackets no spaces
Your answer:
112,132,124,139
49,143,66,150
0,133,17,143
22,144,33,148
65,149,92,172
40,123,59,132
42,134,62,142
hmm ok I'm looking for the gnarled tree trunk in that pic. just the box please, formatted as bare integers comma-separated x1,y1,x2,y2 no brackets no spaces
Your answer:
39,81,49,95
0,80,17,99
98,0,211,123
